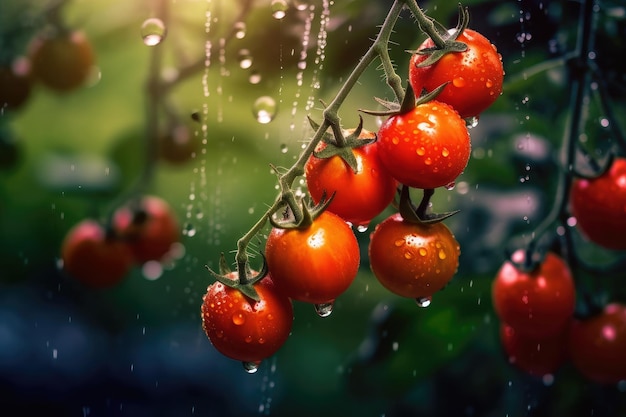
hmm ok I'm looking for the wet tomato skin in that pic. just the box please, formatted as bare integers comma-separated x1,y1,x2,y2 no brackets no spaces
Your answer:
305,129,397,227
201,274,293,363
492,251,576,338
376,101,470,190
409,29,504,119
368,213,460,299
265,211,360,304
570,157,626,250
61,219,133,287
568,303,626,384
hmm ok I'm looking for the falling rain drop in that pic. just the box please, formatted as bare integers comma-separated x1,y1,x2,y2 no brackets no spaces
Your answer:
415,296,432,308
253,96,277,124
233,21,247,39
242,361,260,373
314,301,334,317
238,49,253,69
249,71,262,84
141,18,167,46
271,0,289,19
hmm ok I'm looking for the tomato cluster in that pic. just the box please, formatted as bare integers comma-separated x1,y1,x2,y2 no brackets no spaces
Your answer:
61,195,180,287
492,250,626,384
201,24,504,371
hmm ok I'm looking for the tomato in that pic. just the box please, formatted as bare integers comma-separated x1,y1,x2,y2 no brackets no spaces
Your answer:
158,124,200,165
409,29,504,119
61,219,133,287
265,211,360,304
568,303,626,384
499,323,567,377
368,212,460,300
570,157,626,250
305,129,397,227
492,250,576,338
113,195,180,263
201,273,293,364
376,100,470,190
0,62,32,111
29,30,95,92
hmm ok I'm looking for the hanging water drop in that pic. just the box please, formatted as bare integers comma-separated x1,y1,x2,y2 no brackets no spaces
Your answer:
280,144,288,153
415,296,432,308
314,301,334,317
466,116,479,128
271,0,289,19
141,18,167,46
238,49,253,69
253,96,277,124
233,21,247,39
292,0,309,11
242,361,260,374
356,224,369,233
249,71,262,85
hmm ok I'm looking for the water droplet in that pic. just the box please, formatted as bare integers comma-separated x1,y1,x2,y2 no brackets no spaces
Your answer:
466,116,479,128
233,21,247,39
415,296,432,307
356,224,369,233
183,223,196,237
271,0,288,19
424,157,432,166
418,248,427,257
438,249,447,260
453,77,466,87
141,18,167,46
441,147,449,157
445,181,456,190
232,312,246,325
391,137,400,145
394,239,405,247
238,49,253,69
242,361,260,373
404,251,413,260
314,301,334,318
280,144,288,153
416,147,426,156
292,0,309,11
253,96,277,124
486,79,493,88
249,71,262,84
142,260,163,280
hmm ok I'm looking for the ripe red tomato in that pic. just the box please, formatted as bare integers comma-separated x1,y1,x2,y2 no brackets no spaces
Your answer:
492,250,576,338
376,100,470,190
0,63,32,111
500,323,568,377
201,274,293,363
409,29,504,119
570,157,626,250
61,219,133,287
265,211,360,304
305,129,397,227
113,196,180,263
568,303,626,384
368,212,460,299
29,30,95,92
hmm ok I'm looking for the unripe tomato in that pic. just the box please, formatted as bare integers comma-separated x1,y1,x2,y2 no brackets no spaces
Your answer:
368,212,460,300
29,30,95,92
61,219,133,287
113,196,180,263
492,250,576,338
265,211,360,304
409,29,504,119
201,274,293,363
568,303,626,384
305,129,397,227
570,157,626,250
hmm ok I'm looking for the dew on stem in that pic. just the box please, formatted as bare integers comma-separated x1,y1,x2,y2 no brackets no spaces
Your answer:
141,18,167,46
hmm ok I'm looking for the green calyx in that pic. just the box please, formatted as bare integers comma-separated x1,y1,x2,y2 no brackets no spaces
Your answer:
308,115,375,174
398,185,458,225
269,192,334,230
360,80,448,118
411,4,470,68
205,252,267,301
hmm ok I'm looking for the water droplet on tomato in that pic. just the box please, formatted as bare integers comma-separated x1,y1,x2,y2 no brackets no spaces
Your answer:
232,312,246,325
441,147,450,157
314,301,334,318
242,361,260,373
141,18,167,46
486,79,493,88
415,296,432,308
416,147,426,156
394,239,405,247
245,335,253,343
418,248,427,257
453,77,466,87
404,251,413,260
392,137,400,145
424,157,432,166
438,249,447,260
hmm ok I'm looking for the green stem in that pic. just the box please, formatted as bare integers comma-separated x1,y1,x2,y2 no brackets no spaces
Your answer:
403,0,448,49
234,0,409,270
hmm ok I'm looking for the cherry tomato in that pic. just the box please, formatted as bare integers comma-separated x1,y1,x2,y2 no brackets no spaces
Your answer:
376,100,470,190
113,196,180,263
305,129,397,227
492,250,576,338
0,62,32,111
568,303,626,384
368,212,460,300
500,323,567,377
570,157,626,250
158,124,200,165
409,29,504,119
29,30,95,92
265,211,360,304
61,219,133,287
201,274,293,363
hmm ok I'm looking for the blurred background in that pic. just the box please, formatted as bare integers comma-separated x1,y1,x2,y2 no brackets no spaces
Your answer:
1,0,626,416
